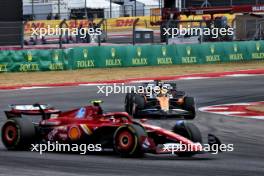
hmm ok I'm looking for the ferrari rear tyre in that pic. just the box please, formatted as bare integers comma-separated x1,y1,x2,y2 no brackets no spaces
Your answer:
1,118,36,150
113,124,147,157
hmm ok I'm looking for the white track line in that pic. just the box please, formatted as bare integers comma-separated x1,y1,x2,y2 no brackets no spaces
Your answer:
225,74,258,77
20,87,51,90
209,111,246,115
199,107,229,111
199,102,264,120
178,77,211,80
3,73,264,91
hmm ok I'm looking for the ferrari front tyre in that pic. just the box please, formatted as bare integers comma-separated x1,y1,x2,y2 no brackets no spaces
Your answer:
183,97,196,120
113,124,147,157
1,118,36,150
172,121,202,157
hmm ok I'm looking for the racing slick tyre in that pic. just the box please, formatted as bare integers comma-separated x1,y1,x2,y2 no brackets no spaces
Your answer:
134,94,145,109
131,94,145,118
125,93,134,114
183,97,196,120
1,118,36,150
172,121,202,157
113,124,147,157
125,94,145,118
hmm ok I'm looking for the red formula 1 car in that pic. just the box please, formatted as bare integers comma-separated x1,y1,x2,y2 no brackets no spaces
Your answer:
1,102,221,157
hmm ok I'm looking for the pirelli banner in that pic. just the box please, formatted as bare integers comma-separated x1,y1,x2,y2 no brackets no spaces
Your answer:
0,41,264,72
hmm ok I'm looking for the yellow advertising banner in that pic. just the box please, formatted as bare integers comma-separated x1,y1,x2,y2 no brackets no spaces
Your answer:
24,14,235,36
179,14,235,27
24,16,158,36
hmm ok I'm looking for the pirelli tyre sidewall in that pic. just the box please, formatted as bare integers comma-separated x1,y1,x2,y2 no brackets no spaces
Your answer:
113,124,147,157
1,118,36,150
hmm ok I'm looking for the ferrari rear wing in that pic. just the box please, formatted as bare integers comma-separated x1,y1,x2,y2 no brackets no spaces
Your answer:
5,103,61,120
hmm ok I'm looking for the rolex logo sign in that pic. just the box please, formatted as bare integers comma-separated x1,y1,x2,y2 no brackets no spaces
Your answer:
206,44,220,62
233,44,238,53
162,47,167,56
53,51,59,61
157,46,172,65
83,49,88,58
111,48,116,58
106,48,121,66
27,51,33,62
137,47,142,57
186,46,191,56
210,45,215,54
182,46,197,64
229,43,243,61
20,51,40,72
50,51,63,70
256,42,261,52
252,42,264,60
132,47,147,66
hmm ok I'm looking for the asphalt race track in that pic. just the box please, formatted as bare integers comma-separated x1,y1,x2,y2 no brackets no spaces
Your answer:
0,75,264,176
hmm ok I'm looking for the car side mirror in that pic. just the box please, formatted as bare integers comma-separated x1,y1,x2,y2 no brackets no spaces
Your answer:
140,118,147,123
33,103,40,107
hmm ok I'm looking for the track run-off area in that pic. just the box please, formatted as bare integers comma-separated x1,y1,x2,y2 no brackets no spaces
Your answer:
0,74,264,176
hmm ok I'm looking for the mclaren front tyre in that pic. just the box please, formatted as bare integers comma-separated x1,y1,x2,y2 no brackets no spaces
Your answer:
182,97,196,120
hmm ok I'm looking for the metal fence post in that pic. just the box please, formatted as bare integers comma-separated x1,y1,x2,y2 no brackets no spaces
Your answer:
134,0,137,16
31,0,34,19
165,19,172,45
132,18,140,45
59,19,68,49
85,0,87,19
97,19,106,46
110,0,112,18
58,0,61,19
199,21,203,44
21,21,28,49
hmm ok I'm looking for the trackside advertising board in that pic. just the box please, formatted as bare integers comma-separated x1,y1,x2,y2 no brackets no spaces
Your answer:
0,41,263,72
24,14,235,35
